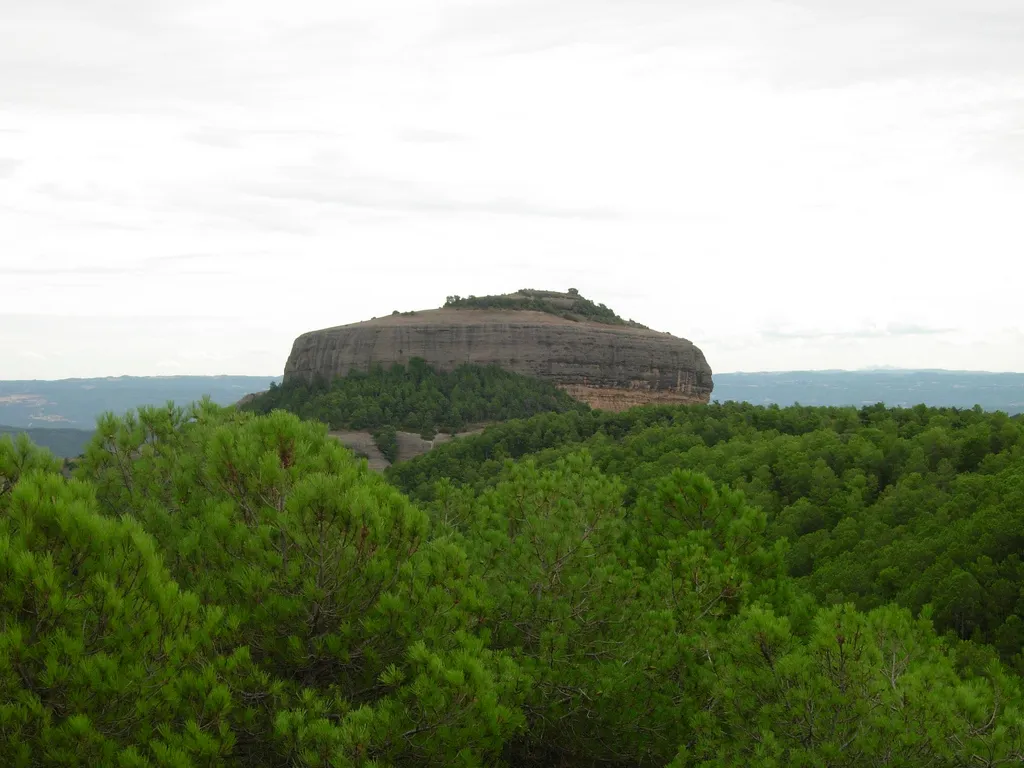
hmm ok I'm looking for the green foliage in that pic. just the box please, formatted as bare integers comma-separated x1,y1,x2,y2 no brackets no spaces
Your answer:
460,456,643,761
6,402,1024,765
1,432,62,490
0,435,230,766
409,444,1024,766
682,604,1024,767
241,358,586,435
389,401,1024,668
69,402,526,766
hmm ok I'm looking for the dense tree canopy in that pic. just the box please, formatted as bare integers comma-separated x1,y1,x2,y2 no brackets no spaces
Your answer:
3,398,1024,765
389,402,1024,669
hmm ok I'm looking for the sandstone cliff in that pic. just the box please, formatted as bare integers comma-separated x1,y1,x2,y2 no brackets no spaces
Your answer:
283,294,713,411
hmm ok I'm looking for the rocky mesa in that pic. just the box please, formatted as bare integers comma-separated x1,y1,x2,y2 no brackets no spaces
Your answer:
283,290,713,411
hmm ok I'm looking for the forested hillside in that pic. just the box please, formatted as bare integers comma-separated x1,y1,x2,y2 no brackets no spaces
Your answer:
241,357,587,435
3,400,1024,765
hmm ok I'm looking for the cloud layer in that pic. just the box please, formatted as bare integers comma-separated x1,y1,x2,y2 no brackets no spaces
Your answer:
1,0,1022,377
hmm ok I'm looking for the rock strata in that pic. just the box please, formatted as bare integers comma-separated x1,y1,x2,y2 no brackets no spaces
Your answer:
284,299,713,411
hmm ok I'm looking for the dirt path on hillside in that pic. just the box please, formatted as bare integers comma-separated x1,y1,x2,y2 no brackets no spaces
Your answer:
329,427,486,472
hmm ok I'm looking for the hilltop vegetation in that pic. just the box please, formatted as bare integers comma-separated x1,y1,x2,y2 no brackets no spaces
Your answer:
240,357,587,437
443,288,649,328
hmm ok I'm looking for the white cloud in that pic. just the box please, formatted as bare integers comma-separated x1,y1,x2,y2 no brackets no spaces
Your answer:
1,0,1022,378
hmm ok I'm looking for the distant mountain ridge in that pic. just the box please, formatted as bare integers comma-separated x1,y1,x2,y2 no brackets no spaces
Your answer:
0,424,96,458
0,375,282,429
714,369,1024,414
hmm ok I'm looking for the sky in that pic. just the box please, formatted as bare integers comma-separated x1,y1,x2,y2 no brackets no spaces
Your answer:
2,0,1023,379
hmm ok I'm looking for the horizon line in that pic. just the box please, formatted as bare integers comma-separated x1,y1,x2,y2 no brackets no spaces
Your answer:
6,367,1024,383
715,367,1024,376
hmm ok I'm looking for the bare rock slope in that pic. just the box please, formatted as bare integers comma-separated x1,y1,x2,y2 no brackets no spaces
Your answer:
329,428,486,472
284,292,713,411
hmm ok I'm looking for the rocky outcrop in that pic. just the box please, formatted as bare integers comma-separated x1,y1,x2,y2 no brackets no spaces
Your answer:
283,297,713,411
234,391,265,408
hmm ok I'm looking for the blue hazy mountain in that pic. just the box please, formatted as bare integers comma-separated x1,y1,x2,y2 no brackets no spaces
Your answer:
0,425,97,459
0,375,281,429
713,369,1024,414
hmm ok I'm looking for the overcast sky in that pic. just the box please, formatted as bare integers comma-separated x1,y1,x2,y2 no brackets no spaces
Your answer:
2,0,1023,379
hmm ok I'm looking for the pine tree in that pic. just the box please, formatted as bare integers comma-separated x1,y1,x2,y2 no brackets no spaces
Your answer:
75,404,526,765
0,436,230,766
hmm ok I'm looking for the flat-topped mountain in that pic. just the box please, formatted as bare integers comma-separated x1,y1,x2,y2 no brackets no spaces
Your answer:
284,290,713,411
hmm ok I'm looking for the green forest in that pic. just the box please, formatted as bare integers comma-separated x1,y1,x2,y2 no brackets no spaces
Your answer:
390,402,1024,666
240,359,586,436
4,384,1024,765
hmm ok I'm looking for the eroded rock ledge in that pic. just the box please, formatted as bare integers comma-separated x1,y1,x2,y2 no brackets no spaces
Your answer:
284,298,713,411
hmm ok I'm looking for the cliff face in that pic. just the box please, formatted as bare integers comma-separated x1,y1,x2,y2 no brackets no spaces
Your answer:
283,307,713,411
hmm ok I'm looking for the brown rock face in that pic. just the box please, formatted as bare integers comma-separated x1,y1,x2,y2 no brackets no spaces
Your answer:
283,308,713,411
